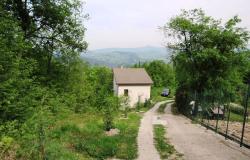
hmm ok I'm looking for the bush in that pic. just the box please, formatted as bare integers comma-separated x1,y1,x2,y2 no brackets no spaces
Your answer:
136,102,143,112
0,136,14,153
103,96,119,131
103,109,114,131
230,103,244,115
0,136,17,160
175,85,191,116
144,99,152,108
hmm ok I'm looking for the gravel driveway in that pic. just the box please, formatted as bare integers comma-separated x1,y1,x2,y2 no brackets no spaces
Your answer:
137,101,172,160
162,103,250,160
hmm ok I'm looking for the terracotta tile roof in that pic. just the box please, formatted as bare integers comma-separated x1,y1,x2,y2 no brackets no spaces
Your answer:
113,68,153,85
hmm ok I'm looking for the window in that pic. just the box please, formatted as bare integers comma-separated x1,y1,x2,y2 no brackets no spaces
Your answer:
124,89,128,96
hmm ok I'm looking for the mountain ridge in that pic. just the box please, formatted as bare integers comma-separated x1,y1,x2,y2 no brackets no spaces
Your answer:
81,46,171,67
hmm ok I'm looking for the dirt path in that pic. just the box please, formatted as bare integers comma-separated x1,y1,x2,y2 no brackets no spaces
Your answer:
162,103,250,160
137,101,171,160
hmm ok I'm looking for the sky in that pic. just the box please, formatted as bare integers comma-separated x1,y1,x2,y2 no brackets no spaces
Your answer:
83,0,250,50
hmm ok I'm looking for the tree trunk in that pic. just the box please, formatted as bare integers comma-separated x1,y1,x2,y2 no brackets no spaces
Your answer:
47,53,52,75
193,90,199,116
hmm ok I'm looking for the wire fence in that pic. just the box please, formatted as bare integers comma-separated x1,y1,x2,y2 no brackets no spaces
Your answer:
197,105,250,148
187,84,250,148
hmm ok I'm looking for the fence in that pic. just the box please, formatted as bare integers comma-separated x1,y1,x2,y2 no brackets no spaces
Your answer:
192,86,250,149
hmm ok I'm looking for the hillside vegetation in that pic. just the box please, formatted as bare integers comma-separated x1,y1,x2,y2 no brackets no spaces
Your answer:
1,0,249,159
0,1,143,159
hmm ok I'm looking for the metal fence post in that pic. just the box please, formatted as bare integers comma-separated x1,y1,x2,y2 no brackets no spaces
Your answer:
215,106,220,133
225,104,231,140
240,83,250,147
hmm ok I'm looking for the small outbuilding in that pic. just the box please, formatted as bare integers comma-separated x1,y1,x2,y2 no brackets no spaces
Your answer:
113,68,153,107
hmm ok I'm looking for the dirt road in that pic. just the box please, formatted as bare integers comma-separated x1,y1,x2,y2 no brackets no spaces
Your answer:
162,103,250,160
137,101,163,160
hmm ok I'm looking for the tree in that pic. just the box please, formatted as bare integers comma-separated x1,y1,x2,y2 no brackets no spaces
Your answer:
120,96,130,118
134,60,175,88
102,96,119,131
0,6,36,123
163,9,249,115
2,0,88,76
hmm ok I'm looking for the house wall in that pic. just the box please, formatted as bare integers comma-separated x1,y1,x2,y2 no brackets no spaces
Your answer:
113,77,118,95
116,85,151,107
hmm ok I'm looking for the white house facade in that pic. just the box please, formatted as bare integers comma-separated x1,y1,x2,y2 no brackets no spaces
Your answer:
113,68,153,107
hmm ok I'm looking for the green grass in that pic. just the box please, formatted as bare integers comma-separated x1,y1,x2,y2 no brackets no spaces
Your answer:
48,111,141,159
228,112,245,122
157,102,168,114
153,125,181,159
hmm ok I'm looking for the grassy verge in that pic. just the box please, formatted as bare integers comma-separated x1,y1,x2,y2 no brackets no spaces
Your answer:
157,101,174,114
157,102,168,114
153,125,182,160
45,111,141,159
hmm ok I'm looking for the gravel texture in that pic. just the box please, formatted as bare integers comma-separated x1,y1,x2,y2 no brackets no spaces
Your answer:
162,103,250,160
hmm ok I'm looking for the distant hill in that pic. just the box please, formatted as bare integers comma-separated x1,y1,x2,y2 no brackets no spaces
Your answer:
81,46,171,67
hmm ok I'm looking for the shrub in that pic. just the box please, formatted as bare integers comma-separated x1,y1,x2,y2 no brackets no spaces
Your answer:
136,102,143,112
0,136,14,153
120,96,130,118
102,96,119,131
230,103,244,115
144,99,152,108
175,85,191,116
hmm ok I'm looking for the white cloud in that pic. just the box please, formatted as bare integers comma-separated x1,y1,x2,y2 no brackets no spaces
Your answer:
83,0,250,49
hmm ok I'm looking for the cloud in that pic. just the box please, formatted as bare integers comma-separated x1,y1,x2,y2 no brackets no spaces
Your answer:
84,0,250,49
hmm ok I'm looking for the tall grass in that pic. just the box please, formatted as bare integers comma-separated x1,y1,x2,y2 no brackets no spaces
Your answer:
48,112,141,159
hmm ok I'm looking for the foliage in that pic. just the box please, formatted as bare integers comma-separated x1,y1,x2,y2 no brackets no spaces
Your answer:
136,102,143,112
102,96,119,131
144,99,152,108
134,60,175,88
0,136,14,158
151,87,174,102
229,103,245,115
175,84,191,116
120,96,130,118
163,9,250,115
0,1,126,159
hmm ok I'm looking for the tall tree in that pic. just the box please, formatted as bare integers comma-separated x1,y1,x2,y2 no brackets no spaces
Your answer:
2,0,88,76
163,9,249,115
